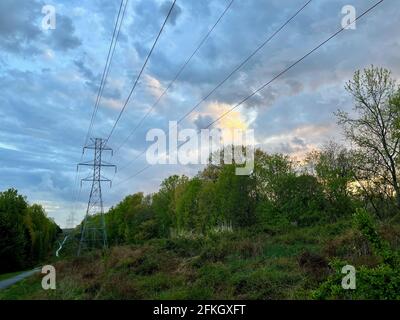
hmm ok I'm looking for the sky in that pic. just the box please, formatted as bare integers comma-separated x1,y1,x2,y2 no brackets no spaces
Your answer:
0,0,399,228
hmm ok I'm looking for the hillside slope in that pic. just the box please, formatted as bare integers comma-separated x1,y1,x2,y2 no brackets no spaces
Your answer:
1,218,400,300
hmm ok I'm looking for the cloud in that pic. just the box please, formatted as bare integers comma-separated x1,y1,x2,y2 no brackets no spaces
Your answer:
160,1,182,26
74,59,96,82
193,114,214,130
143,74,164,98
0,0,398,227
0,0,81,56
260,124,335,159
292,136,306,147
47,14,81,51
0,0,42,55
194,101,249,131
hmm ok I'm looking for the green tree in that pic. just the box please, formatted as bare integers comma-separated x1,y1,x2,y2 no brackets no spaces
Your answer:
336,66,400,214
0,189,28,272
25,204,59,262
214,163,257,227
152,175,188,236
0,189,59,273
306,142,356,218
254,152,296,228
175,178,203,231
105,193,156,244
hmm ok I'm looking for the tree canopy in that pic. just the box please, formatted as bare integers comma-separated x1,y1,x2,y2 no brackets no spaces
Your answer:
0,189,61,273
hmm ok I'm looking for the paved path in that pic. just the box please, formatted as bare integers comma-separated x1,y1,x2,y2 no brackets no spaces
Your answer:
56,235,69,257
0,268,40,290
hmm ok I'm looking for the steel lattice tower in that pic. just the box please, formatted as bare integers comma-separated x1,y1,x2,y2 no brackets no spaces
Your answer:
77,138,116,256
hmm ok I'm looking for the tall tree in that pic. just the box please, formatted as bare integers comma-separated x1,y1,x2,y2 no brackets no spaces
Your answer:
0,189,28,272
152,175,188,236
336,66,400,212
306,142,356,218
0,189,59,272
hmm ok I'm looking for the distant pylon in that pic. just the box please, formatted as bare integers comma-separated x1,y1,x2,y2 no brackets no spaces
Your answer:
77,138,116,256
65,211,75,229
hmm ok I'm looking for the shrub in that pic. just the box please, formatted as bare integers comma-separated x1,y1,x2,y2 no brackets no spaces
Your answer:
314,209,400,300
353,208,397,266
313,260,400,300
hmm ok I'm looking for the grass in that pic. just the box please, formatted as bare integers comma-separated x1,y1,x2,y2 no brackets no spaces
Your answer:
0,275,43,300
1,219,398,300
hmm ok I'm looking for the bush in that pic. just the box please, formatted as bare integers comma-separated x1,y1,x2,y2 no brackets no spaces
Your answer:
353,208,398,266
313,260,400,300
314,209,400,300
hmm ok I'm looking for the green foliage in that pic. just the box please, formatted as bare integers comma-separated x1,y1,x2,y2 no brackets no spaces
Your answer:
0,189,29,272
336,66,400,213
25,204,60,262
353,208,397,266
313,260,400,300
314,209,400,300
175,178,203,231
0,189,60,273
213,164,257,227
277,174,326,226
306,143,356,219
105,192,157,245
152,175,188,236
99,148,361,242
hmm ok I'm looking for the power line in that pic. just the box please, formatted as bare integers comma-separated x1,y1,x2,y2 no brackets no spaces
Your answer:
105,0,178,144
116,0,312,173
113,0,235,156
84,0,127,146
72,0,176,227
69,0,127,227
175,0,313,126
114,0,384,187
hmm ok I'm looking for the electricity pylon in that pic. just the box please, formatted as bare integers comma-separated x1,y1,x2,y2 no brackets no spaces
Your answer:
77,138,116,256
65,212,75,229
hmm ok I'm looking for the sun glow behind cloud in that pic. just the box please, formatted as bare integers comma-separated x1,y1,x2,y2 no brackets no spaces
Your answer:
194,101,249,130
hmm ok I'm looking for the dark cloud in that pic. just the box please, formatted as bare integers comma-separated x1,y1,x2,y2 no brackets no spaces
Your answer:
74,59,96,82
194,114,214,130
0,0,42,55
48,15,81,51
0,0,81,55
292,136,306,147
160,1,182,26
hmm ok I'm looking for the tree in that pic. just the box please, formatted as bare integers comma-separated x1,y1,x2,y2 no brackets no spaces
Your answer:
0,189,59,273
0,189,28,272
306,142,356,218
105,192,156,244
25,204,59,262
277,174,326,226
175,178,203,231
254,151,295,202
214,164,257,227
152,175,188,236
336,66,400,214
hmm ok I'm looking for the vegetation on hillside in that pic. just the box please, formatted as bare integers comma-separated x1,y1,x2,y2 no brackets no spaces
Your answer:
0,189,61,273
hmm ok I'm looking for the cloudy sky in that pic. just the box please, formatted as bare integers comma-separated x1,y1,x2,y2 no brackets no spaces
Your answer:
0,0,398,227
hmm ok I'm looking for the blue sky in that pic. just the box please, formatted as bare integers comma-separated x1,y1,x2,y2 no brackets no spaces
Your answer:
0,0,399,227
